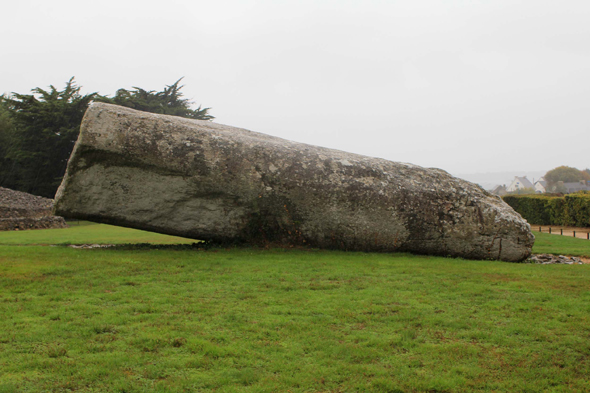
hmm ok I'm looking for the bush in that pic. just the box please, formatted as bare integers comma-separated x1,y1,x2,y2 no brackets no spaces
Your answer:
503,193,590,227
547,197,567,225
502,195,553,225
564,193,590,227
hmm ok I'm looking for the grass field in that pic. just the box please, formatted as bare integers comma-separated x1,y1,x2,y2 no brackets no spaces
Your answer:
531,232,590,258
1,223,589,392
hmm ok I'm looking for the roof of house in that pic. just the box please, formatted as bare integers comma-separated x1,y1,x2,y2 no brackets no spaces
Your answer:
511,176,534,189
491,184,507,195
562,182,590,193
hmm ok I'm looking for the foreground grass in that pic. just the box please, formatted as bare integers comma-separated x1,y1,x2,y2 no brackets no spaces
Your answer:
0,225,589,392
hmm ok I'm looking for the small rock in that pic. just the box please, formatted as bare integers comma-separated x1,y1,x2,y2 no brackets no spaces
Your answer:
527,253,584,265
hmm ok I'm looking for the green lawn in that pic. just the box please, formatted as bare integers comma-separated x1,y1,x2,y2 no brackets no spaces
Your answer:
532,231,590,257
0,224,589,392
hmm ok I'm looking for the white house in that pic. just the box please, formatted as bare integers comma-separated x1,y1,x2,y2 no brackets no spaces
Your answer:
534,177,547,193
506,176,534,192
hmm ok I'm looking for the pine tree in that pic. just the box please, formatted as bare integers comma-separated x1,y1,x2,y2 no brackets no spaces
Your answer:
0,96,18,187
1,77,214,198
1,78,96,197
96,78,214,120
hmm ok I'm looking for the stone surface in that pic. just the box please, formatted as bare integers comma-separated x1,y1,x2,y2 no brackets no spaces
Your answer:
527,254,584,265
0,186,67,231
54,103,534,261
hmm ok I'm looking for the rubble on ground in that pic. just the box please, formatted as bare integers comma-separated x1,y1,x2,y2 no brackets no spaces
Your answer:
527,254,584,265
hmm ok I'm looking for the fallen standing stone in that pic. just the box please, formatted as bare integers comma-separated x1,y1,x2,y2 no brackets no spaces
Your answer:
54,103,534,261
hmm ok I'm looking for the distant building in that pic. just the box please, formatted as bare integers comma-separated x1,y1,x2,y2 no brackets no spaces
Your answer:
491,184,507,196
534,177,547,193
506,176,534,192
560,180,590,194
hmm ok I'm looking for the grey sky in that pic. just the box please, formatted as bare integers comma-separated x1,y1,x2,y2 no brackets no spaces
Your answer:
2,0,589,177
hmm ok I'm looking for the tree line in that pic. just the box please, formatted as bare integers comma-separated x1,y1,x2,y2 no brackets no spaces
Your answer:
0,78,213,198
544,166,590,193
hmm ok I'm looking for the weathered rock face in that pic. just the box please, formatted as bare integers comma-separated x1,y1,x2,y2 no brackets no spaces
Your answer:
54,103,534,261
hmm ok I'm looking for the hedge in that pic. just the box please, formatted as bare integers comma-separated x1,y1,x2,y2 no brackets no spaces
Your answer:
502,195,553,225
564,193,590,227
502,192,590,227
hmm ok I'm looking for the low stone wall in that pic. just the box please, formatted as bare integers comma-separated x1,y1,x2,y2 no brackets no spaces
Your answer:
0,187,68,231
0,216,67,231
0,207,51,219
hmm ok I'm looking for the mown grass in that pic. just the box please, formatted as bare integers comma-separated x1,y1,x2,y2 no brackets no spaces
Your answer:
532,232,590,257
0,224,589,392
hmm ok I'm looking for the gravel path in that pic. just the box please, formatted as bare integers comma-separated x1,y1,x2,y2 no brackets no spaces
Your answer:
532,225,590,240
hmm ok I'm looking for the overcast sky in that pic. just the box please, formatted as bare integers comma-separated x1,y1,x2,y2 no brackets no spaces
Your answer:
2,0,589,178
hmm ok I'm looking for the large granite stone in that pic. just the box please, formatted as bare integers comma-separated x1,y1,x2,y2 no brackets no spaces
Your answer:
54,103,534,261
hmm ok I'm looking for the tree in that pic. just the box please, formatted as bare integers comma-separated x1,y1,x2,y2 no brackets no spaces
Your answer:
544,166,590,193
0,77,214,198
0,78,97,197
0,96,18,187
96,78,214,120
545,166,589,183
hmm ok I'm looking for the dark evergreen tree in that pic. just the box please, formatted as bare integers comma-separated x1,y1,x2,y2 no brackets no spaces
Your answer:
0,78,96,197
0,96,18,187
0,77,214,198
96,78,214,120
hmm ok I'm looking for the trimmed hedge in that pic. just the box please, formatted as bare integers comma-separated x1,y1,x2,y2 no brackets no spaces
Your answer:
564,193,590,227
502,195,553,225
503,193,590,227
